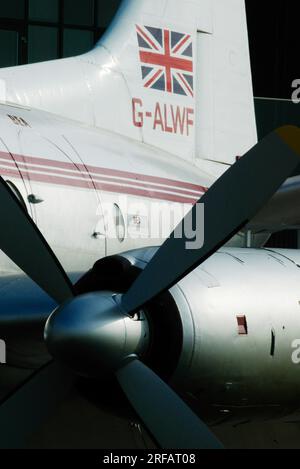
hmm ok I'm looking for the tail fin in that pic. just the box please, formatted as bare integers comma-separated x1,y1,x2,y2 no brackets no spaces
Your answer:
0,0,257,166
91,0,257,165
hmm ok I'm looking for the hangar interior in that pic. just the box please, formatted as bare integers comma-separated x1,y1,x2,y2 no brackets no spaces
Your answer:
0,0,121,66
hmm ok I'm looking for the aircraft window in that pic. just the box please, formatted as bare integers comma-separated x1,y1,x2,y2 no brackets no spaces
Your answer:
114,204,125,243
5,180,27,212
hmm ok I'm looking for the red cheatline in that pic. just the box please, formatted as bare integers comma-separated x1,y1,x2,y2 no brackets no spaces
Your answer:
0,151,205,192
0,166,201,205
0,158,202,198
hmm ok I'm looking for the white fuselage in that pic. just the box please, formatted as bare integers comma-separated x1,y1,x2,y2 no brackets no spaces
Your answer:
0,103,214,275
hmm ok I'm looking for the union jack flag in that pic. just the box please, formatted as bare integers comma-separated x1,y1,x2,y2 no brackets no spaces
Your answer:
136,25,194,97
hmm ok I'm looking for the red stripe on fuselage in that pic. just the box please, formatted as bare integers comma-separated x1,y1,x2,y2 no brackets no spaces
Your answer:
0,158,202,198
0,151,205,193
0,166,200,204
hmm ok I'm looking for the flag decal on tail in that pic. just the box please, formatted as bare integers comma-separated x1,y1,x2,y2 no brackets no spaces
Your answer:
136,25,194,97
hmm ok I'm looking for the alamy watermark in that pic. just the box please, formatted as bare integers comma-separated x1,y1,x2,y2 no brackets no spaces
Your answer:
0,339,6,364
95,196,205,250
291,339,300,364
291,79,300,103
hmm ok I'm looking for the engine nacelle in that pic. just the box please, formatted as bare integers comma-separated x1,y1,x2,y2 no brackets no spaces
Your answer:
169,247,300,423
76,246,300,424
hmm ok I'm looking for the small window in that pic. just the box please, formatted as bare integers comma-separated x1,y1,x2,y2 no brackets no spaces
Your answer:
5,180,27,212
114,204,125,242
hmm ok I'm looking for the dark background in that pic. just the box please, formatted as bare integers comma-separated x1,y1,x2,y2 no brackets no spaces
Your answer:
246,0,300,142
246,0,299,99
0,0,122,65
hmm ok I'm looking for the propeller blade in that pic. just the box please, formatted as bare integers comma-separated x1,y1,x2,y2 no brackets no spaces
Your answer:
0,361,75,449
121,126,300,314
0,177,74,304
116,359,222,449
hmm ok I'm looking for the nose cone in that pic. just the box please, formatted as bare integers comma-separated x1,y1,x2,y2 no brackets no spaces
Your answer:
44,292,149,378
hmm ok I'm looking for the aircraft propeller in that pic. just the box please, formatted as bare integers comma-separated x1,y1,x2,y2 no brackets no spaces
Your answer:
0,126,299,449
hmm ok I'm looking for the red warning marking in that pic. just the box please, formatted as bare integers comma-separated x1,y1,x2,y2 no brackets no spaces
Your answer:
237,316,248,335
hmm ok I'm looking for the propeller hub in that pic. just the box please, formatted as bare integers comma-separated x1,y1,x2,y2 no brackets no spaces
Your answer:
44,292,149,378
